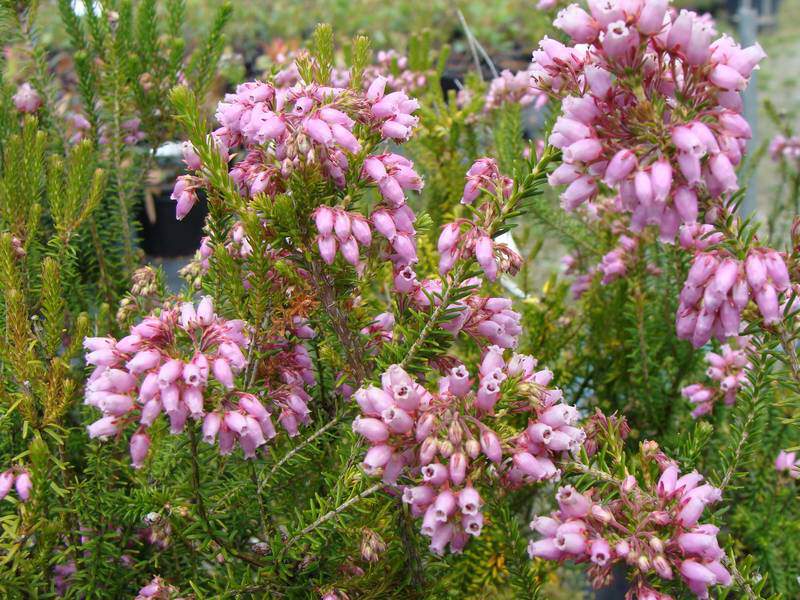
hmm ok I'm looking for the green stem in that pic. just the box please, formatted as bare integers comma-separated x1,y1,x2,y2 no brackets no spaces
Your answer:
283,481,383,549
187,426,266,568
397,500,426,592
256,416,340,495
108,52,136,275
399,262,467,371
249,462,271,541
722,555,758,600
311,257,369,383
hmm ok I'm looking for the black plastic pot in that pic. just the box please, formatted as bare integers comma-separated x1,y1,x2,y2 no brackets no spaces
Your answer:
138,186,208,258
439,50,533,99
595,564,630,599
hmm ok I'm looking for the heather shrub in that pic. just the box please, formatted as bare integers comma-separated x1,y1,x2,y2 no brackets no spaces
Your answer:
1,1,799,598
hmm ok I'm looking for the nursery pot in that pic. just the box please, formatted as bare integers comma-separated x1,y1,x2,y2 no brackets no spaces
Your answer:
595,564,630,599
137,142,209,258
138,184,208,258
439,49,533,98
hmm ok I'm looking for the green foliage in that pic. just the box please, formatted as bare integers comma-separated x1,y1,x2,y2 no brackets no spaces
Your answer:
349,34,372,90
312,23,335,84
0,6,798,599
494,103,525,175
185,1,233,100
0,2,232,596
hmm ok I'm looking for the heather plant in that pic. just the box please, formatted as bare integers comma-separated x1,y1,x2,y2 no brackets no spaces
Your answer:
0,0,230,595
1,1,800,599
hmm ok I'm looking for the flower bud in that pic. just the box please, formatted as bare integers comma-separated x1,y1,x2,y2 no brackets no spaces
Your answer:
360,528,387,563
465,438,480,459
652,555,673,580
637,554,651,573
621,475,637,493
649,536,664,553
447,422,463,446
438,439,455,458
480,429,502,463
14,471,32,501
590,504,613,523
449,452,467,485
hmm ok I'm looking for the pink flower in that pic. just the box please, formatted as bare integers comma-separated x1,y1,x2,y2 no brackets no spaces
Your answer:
775,450,800,478
590,538,611,566
84,298,310,461
181,142,202,170
557,485,591,518
0,471,14,500
172,176,201,220
13,83,42,113
130,431,151,469
554,4,598,43
13,471,31,501
535,4,763,242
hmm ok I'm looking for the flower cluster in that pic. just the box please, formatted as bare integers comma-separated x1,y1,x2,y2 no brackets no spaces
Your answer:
769,134,800,163
270,52,348,90
372,203,420,268
53,561,77,596
438,221,522,282
393,270,523,349
536,1,764,238
442,293,523,350
677,222,724,252
314,206,372,270
356,153,424,272
529,461,728,598
68,113,92,144
252,334,317,437
434,160,523,283
363,50,430,96
0,467,32,502
484,69,547,112
681,337,751,417
362,152,424,207
364,76,420,143
676,248,790,347
270,48,429,97
562,253,596,299
745,247,792,324
354,347,583,554
172,71,426,286
135,576,184,600
460,158,513,206
84,297,255,463
122,118,146,145
360,312,395,352
599,235,638,285
12,82,42,114
172,73,420,220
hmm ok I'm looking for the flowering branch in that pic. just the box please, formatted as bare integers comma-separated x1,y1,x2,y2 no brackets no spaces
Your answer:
722,555,758,600
256,416,341,495
187,426,266,568
309,257,370,383
284,481,384,549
